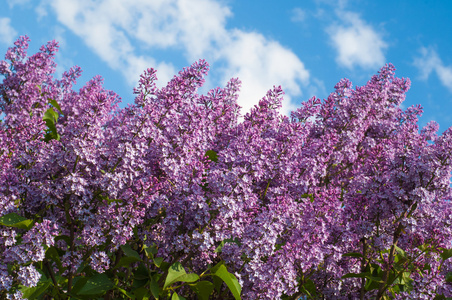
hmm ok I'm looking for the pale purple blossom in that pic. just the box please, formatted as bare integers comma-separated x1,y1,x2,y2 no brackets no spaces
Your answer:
90,251,110,273
17,265,41,287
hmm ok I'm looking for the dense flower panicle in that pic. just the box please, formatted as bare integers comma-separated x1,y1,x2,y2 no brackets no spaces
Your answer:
6,291,23,300
0,265,12,290
1,37,452,299
21,219,59,247
90,251,110,273
17,265,41,287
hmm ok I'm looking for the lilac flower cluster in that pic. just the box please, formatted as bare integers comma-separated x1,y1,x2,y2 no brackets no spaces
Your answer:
1,36,452,299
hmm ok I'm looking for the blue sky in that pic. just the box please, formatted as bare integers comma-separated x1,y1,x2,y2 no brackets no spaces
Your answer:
1,0,452,132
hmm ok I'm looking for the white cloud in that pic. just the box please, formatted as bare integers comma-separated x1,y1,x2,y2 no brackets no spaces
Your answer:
42,0,311,115
219,30,309,115
46,0,176,87
6,0,31,8
291,8,306,22
0,17,17,46
414,47,452,92
130,0,231,61
327,11,387,69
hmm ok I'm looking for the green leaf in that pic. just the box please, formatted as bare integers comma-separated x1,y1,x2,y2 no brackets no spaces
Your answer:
205,150,218,162
176,273,199,283
163,262,200,290
121,244,142,260
213,264,241,300
48,98,62,114
210,261,224,274
368,263,382,274
77,273,114,296
300,193,314,203
114,244,143,268
164,262,186,289
212,275,223,294
215,240,226,253
418,243,429,252
393,245,407,258
20,278,52,299
42,107,61,142
70,277,89,295
394,254,408,265
189,281,214,300
365,277,381,291
144,245,158,258
44,121,57,133
133,287,151,300
445,272,452,283
149,277,160,299
154,257,164,268
135,263,150,280
0,212,34,230
159,261,171,272
441,249,452,261
171,292,186,300
116,287,136,299
275,241,287,251
301,279,318,298
401,272,412,284
368,276,384,283
44,131,60,142
76,261,90,274
43,107,59,124
114,256,142,269
342,252,364,258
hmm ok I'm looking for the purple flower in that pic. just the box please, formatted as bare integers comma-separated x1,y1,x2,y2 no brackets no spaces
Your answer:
1,37,452,299
17,265,41,287
90,251,110,273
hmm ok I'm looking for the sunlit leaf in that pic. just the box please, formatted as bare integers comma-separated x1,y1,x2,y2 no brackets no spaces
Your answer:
0,213,34,230
48,98,62,114
164,262,199,290
171,292,186,300
213,264,241,300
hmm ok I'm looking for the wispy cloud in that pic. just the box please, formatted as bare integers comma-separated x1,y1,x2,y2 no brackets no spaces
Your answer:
327,11,387,69
6,0,31,8
47,0,178,87
0,17,17,45
414,47,452,92
39,0,310,115
291,8,307,23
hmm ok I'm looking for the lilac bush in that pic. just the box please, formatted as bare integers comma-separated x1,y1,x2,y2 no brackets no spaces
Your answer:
1,36,452,299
